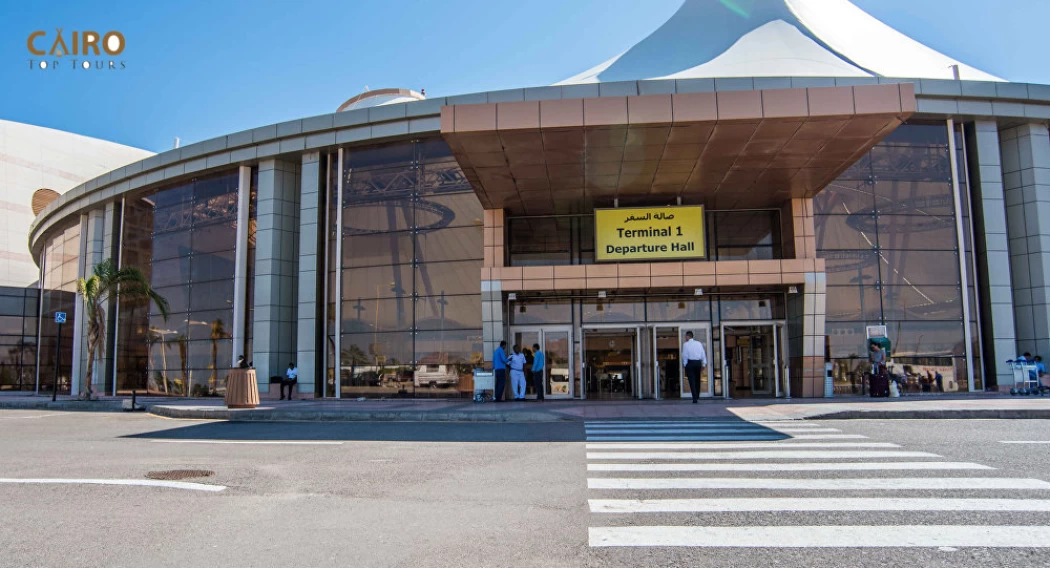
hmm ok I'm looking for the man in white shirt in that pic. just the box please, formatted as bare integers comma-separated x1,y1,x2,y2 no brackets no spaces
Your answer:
682,331,707,404
281,362,298,400
508,344,528,401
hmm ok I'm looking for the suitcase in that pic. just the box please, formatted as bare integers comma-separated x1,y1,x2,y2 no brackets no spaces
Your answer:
868,373,889,398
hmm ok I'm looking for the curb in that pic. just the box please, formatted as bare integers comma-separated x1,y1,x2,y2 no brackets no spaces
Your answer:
0,400,124,412
146,405,575,423
814,409,1050,420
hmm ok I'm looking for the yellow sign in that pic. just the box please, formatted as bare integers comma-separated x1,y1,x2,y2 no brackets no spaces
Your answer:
595,206,706,262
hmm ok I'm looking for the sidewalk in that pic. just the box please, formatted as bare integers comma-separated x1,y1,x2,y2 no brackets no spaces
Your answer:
3,393,1050,421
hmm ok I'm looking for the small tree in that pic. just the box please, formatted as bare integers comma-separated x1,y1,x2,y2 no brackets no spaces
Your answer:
76,258,169,400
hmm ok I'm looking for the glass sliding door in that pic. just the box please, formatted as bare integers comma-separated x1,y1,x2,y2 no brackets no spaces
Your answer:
511,326,573,399
679,324,713,399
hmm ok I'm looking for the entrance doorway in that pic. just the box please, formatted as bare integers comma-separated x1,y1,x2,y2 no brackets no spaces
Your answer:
581,323,712,400
582,328,636,399
510,326,573,399
651,325,712,399
721,323,786,398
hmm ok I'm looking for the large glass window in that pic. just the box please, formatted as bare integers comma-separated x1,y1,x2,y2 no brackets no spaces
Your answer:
330,139,484,398
817,122,972,393
38,220,79,395
116,169,244,397
0,287,40,392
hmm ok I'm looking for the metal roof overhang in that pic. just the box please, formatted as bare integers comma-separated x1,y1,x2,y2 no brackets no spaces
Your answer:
440,84,914,214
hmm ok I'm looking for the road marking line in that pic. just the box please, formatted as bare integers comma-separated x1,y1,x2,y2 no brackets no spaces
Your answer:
586,430,801,436
586,450,939,460
789,434,869,439
0,478,226,492
587,477,1050,490
583,428,818,432
586,442,898,450
150,440,344,445
585,421,818,426
999,441,1050,444
589,498,1050,513
767,428,841,433
587,438,786,442
585,423,822,429
589,525,1050,548
587,461,994,472
0,414,60,420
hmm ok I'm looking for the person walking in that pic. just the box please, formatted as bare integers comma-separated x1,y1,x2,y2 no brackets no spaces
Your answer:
280,362,298,400
509,344,527,401
531,343,545,401
682,331,707,404
493,341,509,402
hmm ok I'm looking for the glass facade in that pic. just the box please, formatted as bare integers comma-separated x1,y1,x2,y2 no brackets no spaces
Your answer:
38,220,79,395
116,169,246,396
0,287,39,392
22,118,989,400
815,122,974,394
329,139,483,398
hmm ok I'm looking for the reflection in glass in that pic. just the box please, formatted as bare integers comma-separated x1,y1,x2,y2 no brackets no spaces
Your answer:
116,169,242,396
582,300,645,323
820,123,969,391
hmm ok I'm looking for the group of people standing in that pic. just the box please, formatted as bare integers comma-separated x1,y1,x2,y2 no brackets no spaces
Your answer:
491,340,546,402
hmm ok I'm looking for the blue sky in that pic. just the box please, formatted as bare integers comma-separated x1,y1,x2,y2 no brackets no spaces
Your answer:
1,0,1047,153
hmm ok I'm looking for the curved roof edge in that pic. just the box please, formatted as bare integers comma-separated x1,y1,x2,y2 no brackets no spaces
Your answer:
336,88,426,113
30,77,1050,256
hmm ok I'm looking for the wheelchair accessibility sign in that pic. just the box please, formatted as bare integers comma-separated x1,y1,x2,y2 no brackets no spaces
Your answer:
54,312,66,324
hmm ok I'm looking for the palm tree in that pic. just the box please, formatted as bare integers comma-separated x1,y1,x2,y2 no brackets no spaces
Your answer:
76,258,169,400
342,344,368,387
209,318,229,394
174,333,189,394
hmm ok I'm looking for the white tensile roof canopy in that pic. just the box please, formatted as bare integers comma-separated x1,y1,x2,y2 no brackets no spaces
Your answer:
556,0,1002,85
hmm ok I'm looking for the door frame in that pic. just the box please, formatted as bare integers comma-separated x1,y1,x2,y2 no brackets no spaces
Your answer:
509,325,574,399
579,324,643,400
647,323,714,400
719,320,787,400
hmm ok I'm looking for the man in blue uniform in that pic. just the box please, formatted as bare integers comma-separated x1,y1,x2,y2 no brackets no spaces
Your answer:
493,341,509,402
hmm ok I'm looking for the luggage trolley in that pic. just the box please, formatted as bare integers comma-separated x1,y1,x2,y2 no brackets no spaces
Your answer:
1007,359,1040,395
473,369,495,403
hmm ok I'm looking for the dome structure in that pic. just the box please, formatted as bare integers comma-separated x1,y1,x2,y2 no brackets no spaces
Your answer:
336,88,426,112
557,0,1003,84
1,119,152,287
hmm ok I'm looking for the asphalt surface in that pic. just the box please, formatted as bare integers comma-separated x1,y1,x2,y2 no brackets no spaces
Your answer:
1,410,1050,567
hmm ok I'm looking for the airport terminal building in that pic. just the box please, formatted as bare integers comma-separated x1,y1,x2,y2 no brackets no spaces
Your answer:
25,0,1050,400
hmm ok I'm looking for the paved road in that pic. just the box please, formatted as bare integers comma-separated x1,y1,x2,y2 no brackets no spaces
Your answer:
2,410,1050,567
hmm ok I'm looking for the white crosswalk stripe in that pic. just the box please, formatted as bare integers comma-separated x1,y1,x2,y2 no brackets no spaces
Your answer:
587,450,938,460
587,461,993,472
588,477,1049,490
585,442,897,449
589,498,1050,513
589,525,1050,548
582,419,1050,551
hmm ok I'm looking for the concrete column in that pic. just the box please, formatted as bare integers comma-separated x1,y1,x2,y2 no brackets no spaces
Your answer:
231,166,251,364
786,265,827,398
74,205,119,395
481,209,506,367
967,120,1017,388
296,151,323,397
253,159,302,393
1000,123,1050,359
783,198,825,397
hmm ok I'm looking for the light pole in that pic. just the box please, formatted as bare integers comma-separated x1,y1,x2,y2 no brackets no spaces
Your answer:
373,282,395,366
437,290,448,362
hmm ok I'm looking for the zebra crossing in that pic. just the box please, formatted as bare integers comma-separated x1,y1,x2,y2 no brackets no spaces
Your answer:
584,419,1050,549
